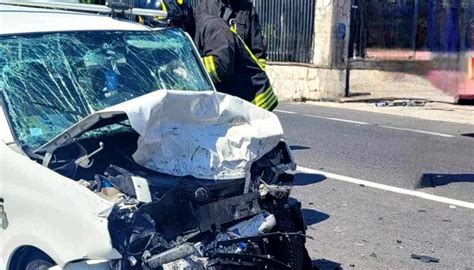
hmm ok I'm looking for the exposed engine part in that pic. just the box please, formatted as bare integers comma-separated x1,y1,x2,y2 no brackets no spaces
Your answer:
130,175,152,203
208,253,292,269
223,213,276,239
75,141,104,168
198,193,262,232
251,141,296,185
43,129,309,269
162,257,206,270
143,243,196,268
259,182,292,199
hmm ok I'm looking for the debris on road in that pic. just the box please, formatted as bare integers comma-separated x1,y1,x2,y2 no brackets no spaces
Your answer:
411,254,440,263
375,99,426,107
370,252,377,258
397,240,402,244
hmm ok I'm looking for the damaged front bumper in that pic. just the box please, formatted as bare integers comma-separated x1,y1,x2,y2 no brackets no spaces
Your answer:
24,91,309,269
95,142,309,270
107,189,308,269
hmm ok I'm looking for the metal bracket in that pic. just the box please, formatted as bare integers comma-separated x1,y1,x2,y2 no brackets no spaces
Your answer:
0,198,9,230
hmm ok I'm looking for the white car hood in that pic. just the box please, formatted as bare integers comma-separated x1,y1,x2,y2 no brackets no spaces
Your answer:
40,90,283,180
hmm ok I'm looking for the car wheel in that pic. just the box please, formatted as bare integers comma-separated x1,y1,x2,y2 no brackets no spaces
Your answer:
25,259,54,270
12,249,55,270
272,210,307,270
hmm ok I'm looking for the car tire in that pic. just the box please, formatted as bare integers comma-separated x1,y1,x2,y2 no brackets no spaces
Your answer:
12,249,55,270
272,211,307,270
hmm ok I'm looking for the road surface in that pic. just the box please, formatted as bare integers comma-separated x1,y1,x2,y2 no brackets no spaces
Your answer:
275,102,474,269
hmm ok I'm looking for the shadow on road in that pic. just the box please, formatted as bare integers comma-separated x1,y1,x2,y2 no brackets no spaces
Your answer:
461,133,474,138
312,258,343,270
290,144,312,151
293,173,327,186
302,208,330,226
417,173,474,188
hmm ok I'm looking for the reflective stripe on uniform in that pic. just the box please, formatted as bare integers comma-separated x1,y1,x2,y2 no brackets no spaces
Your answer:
203,55,221,83
258,58,266,70
230,28,265,71
252,86,278,111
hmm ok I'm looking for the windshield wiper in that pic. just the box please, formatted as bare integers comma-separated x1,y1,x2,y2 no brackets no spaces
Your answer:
31,101,87,117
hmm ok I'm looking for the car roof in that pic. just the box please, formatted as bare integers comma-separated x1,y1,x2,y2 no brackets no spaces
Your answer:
0,4,151,35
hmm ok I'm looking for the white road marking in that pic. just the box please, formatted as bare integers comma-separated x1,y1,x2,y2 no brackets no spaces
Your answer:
297,166,474,209
275,109,455,138
275,109,370,125
324,117,370,125
274,109,297,114
380,125,455,138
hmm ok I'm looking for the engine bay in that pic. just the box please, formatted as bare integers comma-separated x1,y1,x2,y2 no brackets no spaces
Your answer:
28,124,309,269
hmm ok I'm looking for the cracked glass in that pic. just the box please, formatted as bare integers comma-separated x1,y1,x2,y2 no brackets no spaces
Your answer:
0,28,213,149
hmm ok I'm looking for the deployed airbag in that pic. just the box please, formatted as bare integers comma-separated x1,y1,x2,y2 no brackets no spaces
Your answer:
102,90,283,180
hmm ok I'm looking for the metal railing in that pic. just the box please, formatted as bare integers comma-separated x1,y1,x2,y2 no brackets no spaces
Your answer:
254,0,315,63
191,0,316,63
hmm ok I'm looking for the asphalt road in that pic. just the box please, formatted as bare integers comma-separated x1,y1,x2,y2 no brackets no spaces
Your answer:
275,102,474,269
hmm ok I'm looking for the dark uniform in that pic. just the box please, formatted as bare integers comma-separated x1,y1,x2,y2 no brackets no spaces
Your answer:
194,14,277,111
195,0,267,68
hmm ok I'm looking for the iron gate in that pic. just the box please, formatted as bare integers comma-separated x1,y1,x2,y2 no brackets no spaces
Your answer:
190,0,316,63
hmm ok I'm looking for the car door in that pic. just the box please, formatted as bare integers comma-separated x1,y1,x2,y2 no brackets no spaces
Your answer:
0,103,16,268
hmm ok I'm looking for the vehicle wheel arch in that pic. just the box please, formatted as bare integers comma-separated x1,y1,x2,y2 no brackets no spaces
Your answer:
8,245,56,270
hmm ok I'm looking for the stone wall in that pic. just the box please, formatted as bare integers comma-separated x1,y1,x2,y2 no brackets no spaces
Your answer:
267,64,345,101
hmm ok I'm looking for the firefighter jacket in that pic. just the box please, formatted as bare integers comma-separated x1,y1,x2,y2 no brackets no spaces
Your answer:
194,0,267,68
194,14,277,111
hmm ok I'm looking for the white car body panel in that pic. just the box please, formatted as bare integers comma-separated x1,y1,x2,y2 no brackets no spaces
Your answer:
0,4,150,35
0,141,122,269
0,105,14,144
0,4,144,268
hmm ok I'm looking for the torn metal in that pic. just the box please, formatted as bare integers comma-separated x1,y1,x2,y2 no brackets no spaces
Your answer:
1,27,309,270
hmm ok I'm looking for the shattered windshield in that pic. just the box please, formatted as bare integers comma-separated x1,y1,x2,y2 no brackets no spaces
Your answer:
0,28,213,149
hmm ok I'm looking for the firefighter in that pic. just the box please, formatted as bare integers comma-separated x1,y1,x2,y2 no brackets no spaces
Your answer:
137,0,278,111
195,0,267,69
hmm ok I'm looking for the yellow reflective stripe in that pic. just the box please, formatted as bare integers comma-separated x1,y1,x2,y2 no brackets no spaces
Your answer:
254,89,277,110
252,86,274,106
162,1,167,11
138,15,145,24
208,55,221,82
253,86,278,110
260,93,278,110
203,57,211,73
177,0,183,5
203,56,221,83
258,58,266,69
230,28,265,71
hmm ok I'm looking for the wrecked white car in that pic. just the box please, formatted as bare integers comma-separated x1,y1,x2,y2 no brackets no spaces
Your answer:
0,2,310,270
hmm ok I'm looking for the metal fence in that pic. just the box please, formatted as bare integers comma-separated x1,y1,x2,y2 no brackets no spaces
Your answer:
190,0,316,63
110,0,316,63
254,0,315,63
356,0,474,56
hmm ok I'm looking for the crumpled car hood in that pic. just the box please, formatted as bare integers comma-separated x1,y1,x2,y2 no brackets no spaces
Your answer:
39,90,283,180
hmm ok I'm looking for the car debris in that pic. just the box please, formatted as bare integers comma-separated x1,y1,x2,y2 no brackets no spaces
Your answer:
410,254,440,263
375,99,426,107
